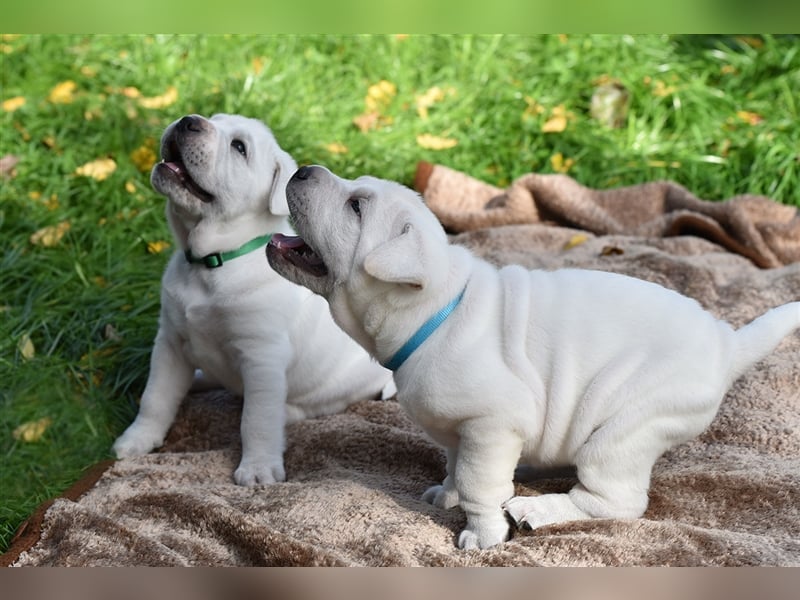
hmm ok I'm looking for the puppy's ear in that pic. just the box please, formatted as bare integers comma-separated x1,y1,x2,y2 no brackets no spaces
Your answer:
363,223,428,289
266,150,294,216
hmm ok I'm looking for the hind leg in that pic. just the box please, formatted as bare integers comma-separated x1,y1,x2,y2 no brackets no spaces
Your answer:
505,425,669,530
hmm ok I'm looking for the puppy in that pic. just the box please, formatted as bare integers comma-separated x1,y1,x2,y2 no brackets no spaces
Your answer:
266,165,800,548
113,117,393,486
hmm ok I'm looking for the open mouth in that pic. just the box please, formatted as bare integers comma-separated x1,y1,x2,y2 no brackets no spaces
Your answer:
156,138,214,203
268,233,328,277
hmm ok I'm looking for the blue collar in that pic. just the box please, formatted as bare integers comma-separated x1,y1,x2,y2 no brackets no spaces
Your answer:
382,286,467,371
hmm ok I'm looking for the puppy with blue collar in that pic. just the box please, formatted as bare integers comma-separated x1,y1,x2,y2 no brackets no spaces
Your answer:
267,164,800,549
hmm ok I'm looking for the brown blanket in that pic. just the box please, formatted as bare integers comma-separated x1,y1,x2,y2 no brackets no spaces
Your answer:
4,171,800,566
414,161,800,268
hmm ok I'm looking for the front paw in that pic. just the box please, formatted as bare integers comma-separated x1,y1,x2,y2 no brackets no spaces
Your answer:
234,457,286,486
457,515,511,550
113,424,164,458
421,484,460,509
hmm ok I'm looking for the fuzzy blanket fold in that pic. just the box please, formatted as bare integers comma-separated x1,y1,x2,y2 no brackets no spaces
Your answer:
5,168,800,567
414,161,800,268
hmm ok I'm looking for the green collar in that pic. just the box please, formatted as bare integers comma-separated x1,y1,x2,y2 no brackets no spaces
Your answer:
184,233,273,269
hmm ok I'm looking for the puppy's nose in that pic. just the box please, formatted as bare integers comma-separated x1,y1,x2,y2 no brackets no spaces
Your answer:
177,115,203,133
293,165,315,181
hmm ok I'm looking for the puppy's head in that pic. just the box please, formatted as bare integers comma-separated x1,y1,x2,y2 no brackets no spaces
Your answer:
267,165,449,315
152,114,295,225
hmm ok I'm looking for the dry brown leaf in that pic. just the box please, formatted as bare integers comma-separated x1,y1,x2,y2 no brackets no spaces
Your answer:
1,154,20,178
353,111,380,133
601,245,625,257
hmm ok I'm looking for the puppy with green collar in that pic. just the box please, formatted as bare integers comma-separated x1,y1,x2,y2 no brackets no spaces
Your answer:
113,117,393,486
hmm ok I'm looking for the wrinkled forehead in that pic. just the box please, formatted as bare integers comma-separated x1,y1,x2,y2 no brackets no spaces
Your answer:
210,114,267,140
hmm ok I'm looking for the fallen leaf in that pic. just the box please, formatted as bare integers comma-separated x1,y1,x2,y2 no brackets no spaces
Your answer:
522,96,545,122
324,142,349,154
13,417,53,443
590,82,630,128
104,323,122,342
601,245,625,257
736,110,763,125
75,157,117,181
651,79,677,98
138,86,178,109
146,240,170,254
365,80,396,113
541,105,571,133
252,56,265,74
18,333,35,360
30,221,70,247
416,134,458,150
563,233,589,250
48,80,77,104
2,96,25,112
130,145,157,173
80,65,97,77
550,152,575,174
0,154,19,178
415,86,446,120
353,111,380,132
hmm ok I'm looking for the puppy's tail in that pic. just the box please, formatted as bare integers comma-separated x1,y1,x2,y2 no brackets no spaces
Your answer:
730,302,800,380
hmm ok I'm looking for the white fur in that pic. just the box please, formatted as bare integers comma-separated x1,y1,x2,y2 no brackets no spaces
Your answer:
267,165,800,548
113,117,393,486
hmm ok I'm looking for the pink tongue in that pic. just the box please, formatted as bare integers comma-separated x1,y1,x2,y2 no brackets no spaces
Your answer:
271,233,308,250
163,161,183,175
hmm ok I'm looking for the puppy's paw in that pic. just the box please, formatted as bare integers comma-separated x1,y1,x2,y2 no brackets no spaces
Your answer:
457,516,511,550
421,484,460,509
234,458,286,486
112,426,163,458
503,493,590,530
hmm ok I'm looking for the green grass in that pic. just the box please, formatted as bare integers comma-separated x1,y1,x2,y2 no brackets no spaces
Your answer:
1,34,798,552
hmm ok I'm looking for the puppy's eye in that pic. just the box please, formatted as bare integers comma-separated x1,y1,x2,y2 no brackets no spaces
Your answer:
231,139,247,157
349,197,362,217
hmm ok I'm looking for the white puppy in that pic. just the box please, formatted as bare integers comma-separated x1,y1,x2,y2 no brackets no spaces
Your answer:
113,116,393,486
266,165,800,549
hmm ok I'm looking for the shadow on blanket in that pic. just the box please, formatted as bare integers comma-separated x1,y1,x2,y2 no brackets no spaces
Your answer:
4,167,799,566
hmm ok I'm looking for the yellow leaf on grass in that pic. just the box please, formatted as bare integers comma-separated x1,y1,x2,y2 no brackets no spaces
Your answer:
324,142,349,154
415,86,446,120
353,111,380,133
365,80,396,113
138,86,178,109
146,240,171,254
125,180,136,193
2,96,25,112
563,233,589,250
130,145,157,172
30,221,70,247
550,152,575,174
75,157,117,181
541,105,571,133
737,110,763,125
13,417,53,443
18,333,35,360
48,80,77,104
416,134,458,150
